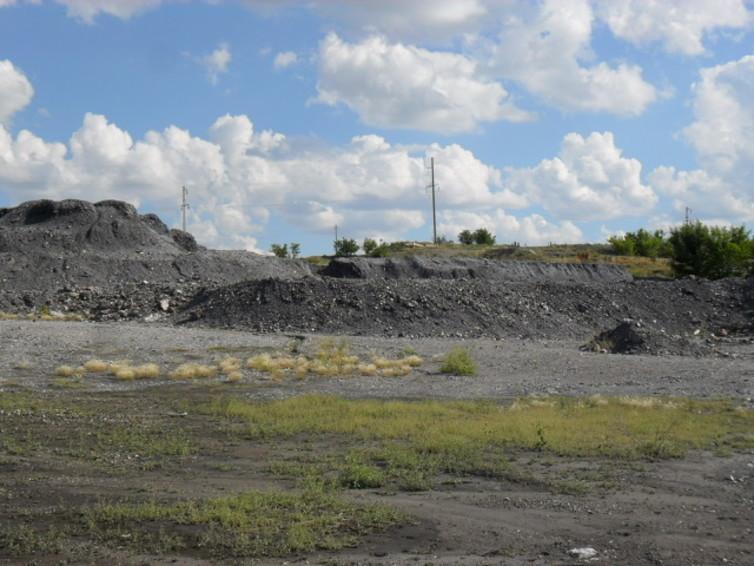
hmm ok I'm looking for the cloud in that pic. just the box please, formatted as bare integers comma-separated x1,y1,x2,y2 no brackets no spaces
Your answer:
0,60,34,125
509,132,657,221
650,55,754,224
198,42,232,84
312,0,488,42
53,0,164,23
273,51,298,69
438,209,583,246
482,0,657,116
0,110,529,250
314,33,533,134
594,0,751,56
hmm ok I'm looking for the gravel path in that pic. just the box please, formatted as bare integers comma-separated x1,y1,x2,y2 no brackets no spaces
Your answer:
2,320,752,401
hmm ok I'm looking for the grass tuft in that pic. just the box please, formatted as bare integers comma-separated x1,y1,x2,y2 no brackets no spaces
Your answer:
83,489,404,558
54,365,80,378
440,347,476,376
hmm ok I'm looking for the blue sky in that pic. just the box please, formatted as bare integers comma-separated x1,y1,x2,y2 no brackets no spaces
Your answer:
1,1,753,254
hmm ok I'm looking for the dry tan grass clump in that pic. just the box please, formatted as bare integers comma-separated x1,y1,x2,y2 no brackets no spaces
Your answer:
83,359,110,373
244,339,424,380
225,371,243,383
133,363,160,379
218,357,242,374
54,365,80,377
115,367,136,381
169,363,218,380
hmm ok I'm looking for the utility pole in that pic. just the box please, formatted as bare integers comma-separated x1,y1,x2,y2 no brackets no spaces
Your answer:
427,157,437,245
181,185,190,232
685,206,692,225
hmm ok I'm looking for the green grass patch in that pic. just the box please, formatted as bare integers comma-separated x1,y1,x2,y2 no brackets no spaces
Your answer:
208,395,753,461
439,347,477,376
83,489,404,558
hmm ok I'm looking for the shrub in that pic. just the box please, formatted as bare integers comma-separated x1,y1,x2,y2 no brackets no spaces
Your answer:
472,228,496,245
271,243,301,259
334,238,359,257
363,238,389,258
668,222,753,279
458,230,474,245
609,229,669,258
270,243,288,258
440,347,477,376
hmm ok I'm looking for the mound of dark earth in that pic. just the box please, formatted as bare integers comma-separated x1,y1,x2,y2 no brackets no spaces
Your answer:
321,256,632,284
0,199,313,295
583,321,712,356
179,275,750,341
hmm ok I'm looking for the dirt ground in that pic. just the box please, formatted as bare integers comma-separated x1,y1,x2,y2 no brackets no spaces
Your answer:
1,320,753,565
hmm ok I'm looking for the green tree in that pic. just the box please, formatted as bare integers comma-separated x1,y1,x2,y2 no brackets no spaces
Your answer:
668,222,753,279
363,238,389,257
289,242,301,259
472,227,496,245
458,230,474,245
270,243,288,258
334,238,360,257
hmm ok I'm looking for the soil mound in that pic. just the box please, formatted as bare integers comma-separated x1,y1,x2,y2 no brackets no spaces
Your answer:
583,321,710,356
0,199,199,255
321,256,633,283
0,199,313,293
179,276,749,341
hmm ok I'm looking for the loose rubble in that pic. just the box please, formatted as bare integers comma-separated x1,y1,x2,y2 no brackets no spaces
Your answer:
1,199,752,353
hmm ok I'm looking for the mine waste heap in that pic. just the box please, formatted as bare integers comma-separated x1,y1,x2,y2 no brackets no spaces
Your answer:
1,198,751,349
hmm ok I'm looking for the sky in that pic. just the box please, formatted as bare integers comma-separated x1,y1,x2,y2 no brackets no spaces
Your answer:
0,0,753,255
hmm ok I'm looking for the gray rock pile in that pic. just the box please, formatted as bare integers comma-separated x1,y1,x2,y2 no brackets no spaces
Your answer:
179,275,750,341
321,256,632,284
0,199,313,296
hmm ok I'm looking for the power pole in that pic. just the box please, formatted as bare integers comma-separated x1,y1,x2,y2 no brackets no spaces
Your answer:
181,185,190,232
427,157,437,245
684,206,692,225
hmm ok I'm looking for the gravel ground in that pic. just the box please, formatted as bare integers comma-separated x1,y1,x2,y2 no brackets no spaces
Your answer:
2,320,752,402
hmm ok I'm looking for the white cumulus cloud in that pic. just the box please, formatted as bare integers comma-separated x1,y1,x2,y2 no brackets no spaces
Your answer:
438,209,583,246
651,55,754,224
594,0,751,56
315,33,533,133
54,0,164,23
485,0,657,116
199,43,232,84
273,51,298,69
509,132,657,221
0,60,34,125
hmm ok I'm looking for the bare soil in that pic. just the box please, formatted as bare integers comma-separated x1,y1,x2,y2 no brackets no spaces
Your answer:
1,321,752,565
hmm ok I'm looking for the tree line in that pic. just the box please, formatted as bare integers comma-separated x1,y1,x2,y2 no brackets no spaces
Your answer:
609,223,753,279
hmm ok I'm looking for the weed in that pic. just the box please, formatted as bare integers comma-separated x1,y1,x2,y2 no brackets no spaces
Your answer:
209,395,753,461
83,489,404,558
440,347,477,375
0,523,66,557
338,457,385,489
50,377,87,389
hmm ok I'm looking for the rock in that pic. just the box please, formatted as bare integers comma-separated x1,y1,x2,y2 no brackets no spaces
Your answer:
159,299,170,312
568,547,597,559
